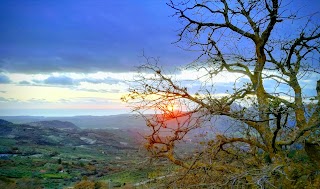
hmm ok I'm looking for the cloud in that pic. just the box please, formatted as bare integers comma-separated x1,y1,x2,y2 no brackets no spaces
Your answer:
28,74,124,87
19,80,31,85
77,82,127,93
44,76,74,85
0,57,126,74
0,97,22,103
0,0,193,74
82,77,121,84
0,97,10,102
0,74,11,84
4,72,129,95
0,50,189,74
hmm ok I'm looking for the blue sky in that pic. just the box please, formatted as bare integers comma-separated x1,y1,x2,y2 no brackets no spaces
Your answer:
0,0,319,116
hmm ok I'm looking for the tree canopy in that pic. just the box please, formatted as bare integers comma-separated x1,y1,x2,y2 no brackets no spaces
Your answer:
123,0,320,188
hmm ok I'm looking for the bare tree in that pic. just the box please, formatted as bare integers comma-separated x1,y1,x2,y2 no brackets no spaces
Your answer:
122,0,320,187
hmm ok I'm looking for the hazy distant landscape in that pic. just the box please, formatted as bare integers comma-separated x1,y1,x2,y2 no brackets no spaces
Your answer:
0,115,162,188
0,114,147,129
0,114,231,188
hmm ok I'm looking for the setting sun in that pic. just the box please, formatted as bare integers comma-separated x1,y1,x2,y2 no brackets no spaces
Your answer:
166,104,176,112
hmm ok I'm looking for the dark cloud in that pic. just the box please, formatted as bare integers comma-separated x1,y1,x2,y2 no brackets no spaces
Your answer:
44,76,74,85
0,74,11,84
0,97,7,102
0,1,192,74
0,97,11,102
1,1,318,75
0,56,139,74
30,75,123,86
19,81,31,85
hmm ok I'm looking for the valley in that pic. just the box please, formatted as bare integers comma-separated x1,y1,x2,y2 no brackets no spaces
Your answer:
0,116,161,188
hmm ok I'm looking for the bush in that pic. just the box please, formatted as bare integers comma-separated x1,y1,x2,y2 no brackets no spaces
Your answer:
74,179,108,189
74,180,95,189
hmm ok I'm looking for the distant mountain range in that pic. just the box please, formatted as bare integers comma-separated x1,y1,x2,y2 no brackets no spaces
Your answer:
0,114,146,129
0,119,138,149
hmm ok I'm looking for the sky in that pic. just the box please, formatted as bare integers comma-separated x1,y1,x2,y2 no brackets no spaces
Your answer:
0,0,319,116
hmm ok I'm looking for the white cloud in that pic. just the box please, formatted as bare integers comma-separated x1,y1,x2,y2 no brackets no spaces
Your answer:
77,81,127,93
173,68,249,84
1,67,317,115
